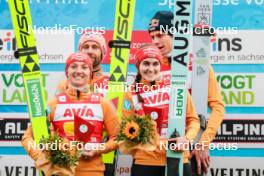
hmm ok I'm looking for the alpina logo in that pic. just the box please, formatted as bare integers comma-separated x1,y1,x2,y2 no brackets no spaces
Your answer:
63,106,94,117
143,92,170,105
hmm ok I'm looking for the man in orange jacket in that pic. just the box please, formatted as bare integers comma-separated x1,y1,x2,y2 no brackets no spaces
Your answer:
148,11,225,175
57,32,109,96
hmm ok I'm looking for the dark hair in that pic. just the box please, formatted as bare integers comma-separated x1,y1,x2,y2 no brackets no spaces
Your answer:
134,73,156,104
148,11,173,36
134,73,144,103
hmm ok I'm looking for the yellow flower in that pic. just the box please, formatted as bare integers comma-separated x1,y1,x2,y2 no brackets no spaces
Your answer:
123,121,140,139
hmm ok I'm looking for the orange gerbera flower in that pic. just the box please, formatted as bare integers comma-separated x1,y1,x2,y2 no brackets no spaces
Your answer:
123,121,140,139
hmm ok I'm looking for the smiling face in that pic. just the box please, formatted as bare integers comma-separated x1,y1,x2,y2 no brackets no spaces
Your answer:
139,58,161,82
80,41,102,68
149,30,172,57
67,61,91,88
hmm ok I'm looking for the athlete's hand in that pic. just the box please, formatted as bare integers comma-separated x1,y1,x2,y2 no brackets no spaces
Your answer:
81,149,97,160
190,148,210,174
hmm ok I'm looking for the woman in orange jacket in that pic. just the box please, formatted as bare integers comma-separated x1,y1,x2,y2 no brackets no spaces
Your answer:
21,52,119,176
122,44,200,176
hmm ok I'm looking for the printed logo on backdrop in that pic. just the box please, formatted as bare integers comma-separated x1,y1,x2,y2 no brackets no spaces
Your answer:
211,30,264,64
213,114,264,148
159,0,264,7
214,119,264,143
213,0,264,5
211,33,242,52
210,32,242,64
216,73,264,107
0,31,16,51
209,157,264,176
0,31,16,62
0,156,38,176
0,30,74,63
115,155,133,176
0,119,30,142
0,72,65,105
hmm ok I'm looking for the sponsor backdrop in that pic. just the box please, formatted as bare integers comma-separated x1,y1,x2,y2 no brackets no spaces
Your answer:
1,0,264,175
209,157,264,176
0,156,39,176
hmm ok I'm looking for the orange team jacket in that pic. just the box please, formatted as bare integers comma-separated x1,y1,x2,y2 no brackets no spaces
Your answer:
57,68,109,96
21,86,119,174
161,56,225,147
122,79,200,165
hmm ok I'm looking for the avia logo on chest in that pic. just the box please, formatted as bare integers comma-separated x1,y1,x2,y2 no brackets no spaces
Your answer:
141,90,170,106
54,103,103,121
63,106,94,117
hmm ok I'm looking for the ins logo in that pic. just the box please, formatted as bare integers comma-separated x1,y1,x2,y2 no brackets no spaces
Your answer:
211,34,242,52
0,31,17,51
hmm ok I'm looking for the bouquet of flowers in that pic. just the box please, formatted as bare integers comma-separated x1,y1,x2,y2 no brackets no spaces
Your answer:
117,115,158,154
35,133,82,176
